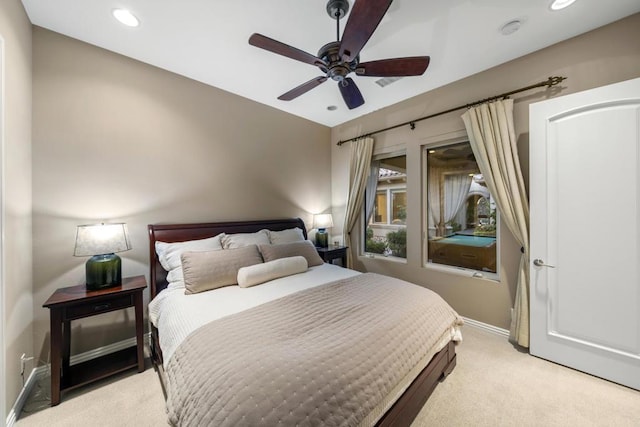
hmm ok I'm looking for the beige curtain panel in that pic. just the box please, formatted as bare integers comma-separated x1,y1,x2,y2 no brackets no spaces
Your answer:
342,137,375,268
461,99,531,348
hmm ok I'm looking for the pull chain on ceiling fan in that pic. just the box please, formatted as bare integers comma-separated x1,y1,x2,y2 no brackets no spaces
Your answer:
249,0,430,110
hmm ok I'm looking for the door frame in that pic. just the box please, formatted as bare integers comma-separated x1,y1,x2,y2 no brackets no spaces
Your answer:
0,36,6,422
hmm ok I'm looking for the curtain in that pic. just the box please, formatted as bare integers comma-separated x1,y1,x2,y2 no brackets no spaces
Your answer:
342,137,375,268
461,99,530,347
428,169,471,235
364,160,380,225
427,166,442,233
444,174,472,224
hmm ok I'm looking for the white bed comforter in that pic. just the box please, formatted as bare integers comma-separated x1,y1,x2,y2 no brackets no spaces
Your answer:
149,263,360,366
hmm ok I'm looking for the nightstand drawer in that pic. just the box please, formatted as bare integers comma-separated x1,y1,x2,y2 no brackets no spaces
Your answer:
65,294,133,319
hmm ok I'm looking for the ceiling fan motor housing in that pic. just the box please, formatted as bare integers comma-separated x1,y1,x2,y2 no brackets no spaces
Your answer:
318,41,359,81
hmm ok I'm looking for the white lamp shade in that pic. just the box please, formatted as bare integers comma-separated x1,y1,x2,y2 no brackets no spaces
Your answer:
74,223,132,256
313,214,334,229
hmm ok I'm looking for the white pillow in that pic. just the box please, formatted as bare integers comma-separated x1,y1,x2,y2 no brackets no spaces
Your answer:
237,256,308,288
268,227,305,244
155,234,224,284
221,229,270,249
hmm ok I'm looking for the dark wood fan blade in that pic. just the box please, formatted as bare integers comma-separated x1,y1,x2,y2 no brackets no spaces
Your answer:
278,76,328,101
339,0,393,62
249,33,327,68
356,56,430,77
338,77,365,110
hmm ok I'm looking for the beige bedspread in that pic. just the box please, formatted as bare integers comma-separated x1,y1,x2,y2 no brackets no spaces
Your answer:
165,273,463,426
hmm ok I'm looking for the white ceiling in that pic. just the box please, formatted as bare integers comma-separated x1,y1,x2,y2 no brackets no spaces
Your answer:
21,0,640,127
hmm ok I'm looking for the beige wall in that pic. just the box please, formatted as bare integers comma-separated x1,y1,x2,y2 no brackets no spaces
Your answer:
0,0,33,416
32,28,330,359
331,14,640,330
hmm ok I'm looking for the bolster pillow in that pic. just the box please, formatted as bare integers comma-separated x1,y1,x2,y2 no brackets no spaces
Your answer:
237,256,308,288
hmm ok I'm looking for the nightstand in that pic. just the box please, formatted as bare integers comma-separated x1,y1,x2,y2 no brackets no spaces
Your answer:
316,245,348,266
43,275,147,406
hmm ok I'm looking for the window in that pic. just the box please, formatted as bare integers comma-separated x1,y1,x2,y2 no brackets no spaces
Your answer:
364,154,407,259
373,191,387,224
424,142,498,273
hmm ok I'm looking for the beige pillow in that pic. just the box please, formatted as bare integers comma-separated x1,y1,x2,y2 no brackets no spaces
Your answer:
259,240,324,267
237,256,308,288
268,227,305,244
221,229,270,249
181,245,263,294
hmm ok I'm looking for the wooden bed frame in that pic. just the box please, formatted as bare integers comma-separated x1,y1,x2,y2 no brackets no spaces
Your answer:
148,218,457,426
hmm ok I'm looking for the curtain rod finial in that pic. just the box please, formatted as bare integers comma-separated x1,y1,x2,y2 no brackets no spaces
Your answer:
547,76,567,87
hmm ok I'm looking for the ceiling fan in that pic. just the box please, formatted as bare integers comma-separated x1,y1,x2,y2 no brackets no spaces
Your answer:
249,0,430,110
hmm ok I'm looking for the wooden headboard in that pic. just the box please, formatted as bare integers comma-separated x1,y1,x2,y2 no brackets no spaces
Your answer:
148,218,307,300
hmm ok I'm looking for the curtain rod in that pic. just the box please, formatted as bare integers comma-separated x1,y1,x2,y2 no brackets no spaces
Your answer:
336,76,567,146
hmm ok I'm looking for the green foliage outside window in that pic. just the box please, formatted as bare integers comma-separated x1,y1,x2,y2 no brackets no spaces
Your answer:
366,227,407,258
386,228,407,258
365,227,387,254
474,210,497,236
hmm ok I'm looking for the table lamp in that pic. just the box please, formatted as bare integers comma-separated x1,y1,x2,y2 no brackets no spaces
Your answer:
74,223,132,290
313,214,334,248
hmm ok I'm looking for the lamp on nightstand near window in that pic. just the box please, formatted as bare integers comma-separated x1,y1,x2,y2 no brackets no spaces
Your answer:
313,214,334,248
74,223,132,290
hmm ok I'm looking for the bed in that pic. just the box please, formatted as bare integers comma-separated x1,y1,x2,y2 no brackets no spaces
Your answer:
428,233,497,272
148,218,462,426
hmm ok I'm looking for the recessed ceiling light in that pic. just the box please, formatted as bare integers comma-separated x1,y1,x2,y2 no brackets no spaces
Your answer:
327,105,338,111
112,9,139,27
500,20,522,36
550,0,577,11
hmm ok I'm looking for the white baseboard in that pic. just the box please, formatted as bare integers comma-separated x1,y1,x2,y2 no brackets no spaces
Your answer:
6,333,150,427
5,368,38,427
462,316,510,338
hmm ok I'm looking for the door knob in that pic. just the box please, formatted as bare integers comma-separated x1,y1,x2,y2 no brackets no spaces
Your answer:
533,259,555,268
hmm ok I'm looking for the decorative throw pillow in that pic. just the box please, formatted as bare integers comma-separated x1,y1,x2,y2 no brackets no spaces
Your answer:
258,240,324,267
155,234,224,284
237,256,308,288
221,229,270,249
181,245,263,294
268,227,305,245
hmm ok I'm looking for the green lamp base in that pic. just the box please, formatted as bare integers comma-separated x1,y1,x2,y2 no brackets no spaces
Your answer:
86,253,122,291
316,229,329,248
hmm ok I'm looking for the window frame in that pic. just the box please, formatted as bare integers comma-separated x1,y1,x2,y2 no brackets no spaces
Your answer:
362,151,408,262
421,140,501,281
372,187,407,225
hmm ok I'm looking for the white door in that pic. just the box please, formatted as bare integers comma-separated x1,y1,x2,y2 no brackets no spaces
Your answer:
529,77,640,390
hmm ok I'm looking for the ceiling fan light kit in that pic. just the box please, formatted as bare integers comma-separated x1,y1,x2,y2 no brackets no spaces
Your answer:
249,0,430,110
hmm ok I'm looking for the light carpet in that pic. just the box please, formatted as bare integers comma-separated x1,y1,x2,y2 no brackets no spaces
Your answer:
16,326,640,426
